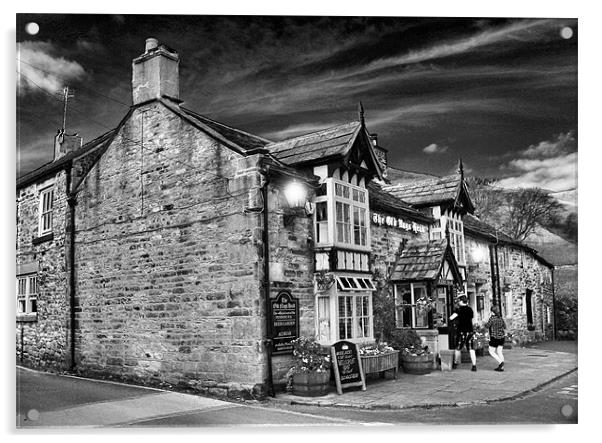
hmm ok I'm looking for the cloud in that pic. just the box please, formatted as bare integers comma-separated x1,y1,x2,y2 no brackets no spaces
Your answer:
497,132,577,191
17,41,86,96
522,131,575,158
263,122,339,141
422,143,448,154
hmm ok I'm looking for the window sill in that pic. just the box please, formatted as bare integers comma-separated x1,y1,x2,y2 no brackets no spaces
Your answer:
32,233,54,245
16,313,38,323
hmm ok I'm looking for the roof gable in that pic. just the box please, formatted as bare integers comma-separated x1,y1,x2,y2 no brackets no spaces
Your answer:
384,173,475,213
266,120,383,179
391,238,463,283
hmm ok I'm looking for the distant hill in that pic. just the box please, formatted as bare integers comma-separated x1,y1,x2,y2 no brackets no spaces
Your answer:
525,224,577,266
550,189,577,209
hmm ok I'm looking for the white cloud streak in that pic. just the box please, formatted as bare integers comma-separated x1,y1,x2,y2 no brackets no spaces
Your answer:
497,133,577,191
422,143,448,154
17,41,86,96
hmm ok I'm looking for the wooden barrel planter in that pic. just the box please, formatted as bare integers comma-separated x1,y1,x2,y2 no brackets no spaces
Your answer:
401,353,433,374
291,371,331,397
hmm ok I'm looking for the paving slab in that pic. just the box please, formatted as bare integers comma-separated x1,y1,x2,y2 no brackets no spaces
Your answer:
270,346,577,410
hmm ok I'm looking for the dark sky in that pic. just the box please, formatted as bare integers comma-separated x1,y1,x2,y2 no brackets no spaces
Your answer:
16,14,577,191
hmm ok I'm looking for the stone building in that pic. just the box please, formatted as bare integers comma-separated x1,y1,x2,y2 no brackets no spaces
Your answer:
16,38,554,399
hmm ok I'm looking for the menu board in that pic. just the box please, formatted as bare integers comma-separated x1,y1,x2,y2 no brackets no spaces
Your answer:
271,290,299,355
331,340,366,395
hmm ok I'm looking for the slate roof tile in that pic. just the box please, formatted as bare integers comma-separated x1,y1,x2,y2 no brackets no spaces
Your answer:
391,238,448,281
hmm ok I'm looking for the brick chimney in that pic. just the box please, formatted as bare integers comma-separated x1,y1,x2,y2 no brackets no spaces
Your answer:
54,130,83,161
132,38,180,105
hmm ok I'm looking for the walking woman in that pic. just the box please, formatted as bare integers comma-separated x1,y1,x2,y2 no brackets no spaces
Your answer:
484,306,506,372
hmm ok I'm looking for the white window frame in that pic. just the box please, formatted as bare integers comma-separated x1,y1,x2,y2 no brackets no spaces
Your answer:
38,185,54,236
16,274,38,315
315,274,375,345
313,175,371,252
443,211,465,265
394,282,431,329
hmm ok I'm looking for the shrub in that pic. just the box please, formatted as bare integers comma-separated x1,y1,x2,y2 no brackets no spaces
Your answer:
389,329,422,351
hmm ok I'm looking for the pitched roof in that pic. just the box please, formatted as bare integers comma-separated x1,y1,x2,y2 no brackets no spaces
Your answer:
463,214,554,268
367,181,433,223
179,106,272,151
160,99,271,155
17,128,118,189
391,238,450,281
463,214,515,244
266,121,362,165
384,174,461,206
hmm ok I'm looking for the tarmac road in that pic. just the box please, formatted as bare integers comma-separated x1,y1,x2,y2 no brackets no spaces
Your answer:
16,341,577,427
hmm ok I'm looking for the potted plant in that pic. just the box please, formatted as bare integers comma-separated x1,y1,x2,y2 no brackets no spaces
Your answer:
389,329,433,374
286,336,331,397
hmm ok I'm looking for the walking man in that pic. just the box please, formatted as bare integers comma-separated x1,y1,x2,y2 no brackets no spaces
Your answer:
451,295,477,371
484,305,506,372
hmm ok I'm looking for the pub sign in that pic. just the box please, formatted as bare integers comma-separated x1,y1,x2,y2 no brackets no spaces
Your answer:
271,289,299,355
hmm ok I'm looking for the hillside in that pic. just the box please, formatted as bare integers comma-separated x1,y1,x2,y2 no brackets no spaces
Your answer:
525,224,578,266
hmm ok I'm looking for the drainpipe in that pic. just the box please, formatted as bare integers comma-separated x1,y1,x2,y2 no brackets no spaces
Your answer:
66,165,77,372
488,244,497,309
551,267,557,340
494,244,502,313
260,171,275,397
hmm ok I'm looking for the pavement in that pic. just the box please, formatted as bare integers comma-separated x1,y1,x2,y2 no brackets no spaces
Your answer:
269,342,578,410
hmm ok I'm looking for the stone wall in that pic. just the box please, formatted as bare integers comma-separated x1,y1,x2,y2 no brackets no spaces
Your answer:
370,211,429,340
266,175,317,386
73,102,268,399
464,235,494,323
16,170,71,370
497,244,553,345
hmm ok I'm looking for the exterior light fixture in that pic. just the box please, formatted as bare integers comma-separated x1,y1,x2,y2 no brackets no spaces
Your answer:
283,180,307,209
472,246,486,262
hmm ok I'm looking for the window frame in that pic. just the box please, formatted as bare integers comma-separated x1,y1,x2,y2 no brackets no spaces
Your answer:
315,274,375,345
38,185,55,237
394,282,432,329
16,273,38,316
313,177,371,252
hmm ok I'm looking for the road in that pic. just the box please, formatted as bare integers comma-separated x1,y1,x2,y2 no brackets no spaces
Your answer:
262,371,578,425
17,365,576,427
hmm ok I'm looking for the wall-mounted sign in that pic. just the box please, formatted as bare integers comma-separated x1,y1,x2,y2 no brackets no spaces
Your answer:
271,290,299,355
371,212,428,233
331,340,366,395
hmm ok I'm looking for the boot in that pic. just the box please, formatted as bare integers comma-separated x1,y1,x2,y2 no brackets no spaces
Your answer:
494,362,504,372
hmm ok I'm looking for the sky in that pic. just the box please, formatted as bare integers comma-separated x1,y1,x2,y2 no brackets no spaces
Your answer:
16,14,578,192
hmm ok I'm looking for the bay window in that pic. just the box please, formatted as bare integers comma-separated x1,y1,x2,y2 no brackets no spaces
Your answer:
314,176,370,251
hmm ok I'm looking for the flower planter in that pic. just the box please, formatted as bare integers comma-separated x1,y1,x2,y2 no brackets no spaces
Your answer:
401,353,433,374
291,371,331,397
361,350,399,379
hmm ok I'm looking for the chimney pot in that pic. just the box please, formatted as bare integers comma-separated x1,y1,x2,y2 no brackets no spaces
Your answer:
145,38,159,52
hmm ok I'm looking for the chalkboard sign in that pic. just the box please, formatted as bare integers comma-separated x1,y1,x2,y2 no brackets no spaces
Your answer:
271,290,299,355
331,340,366,395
